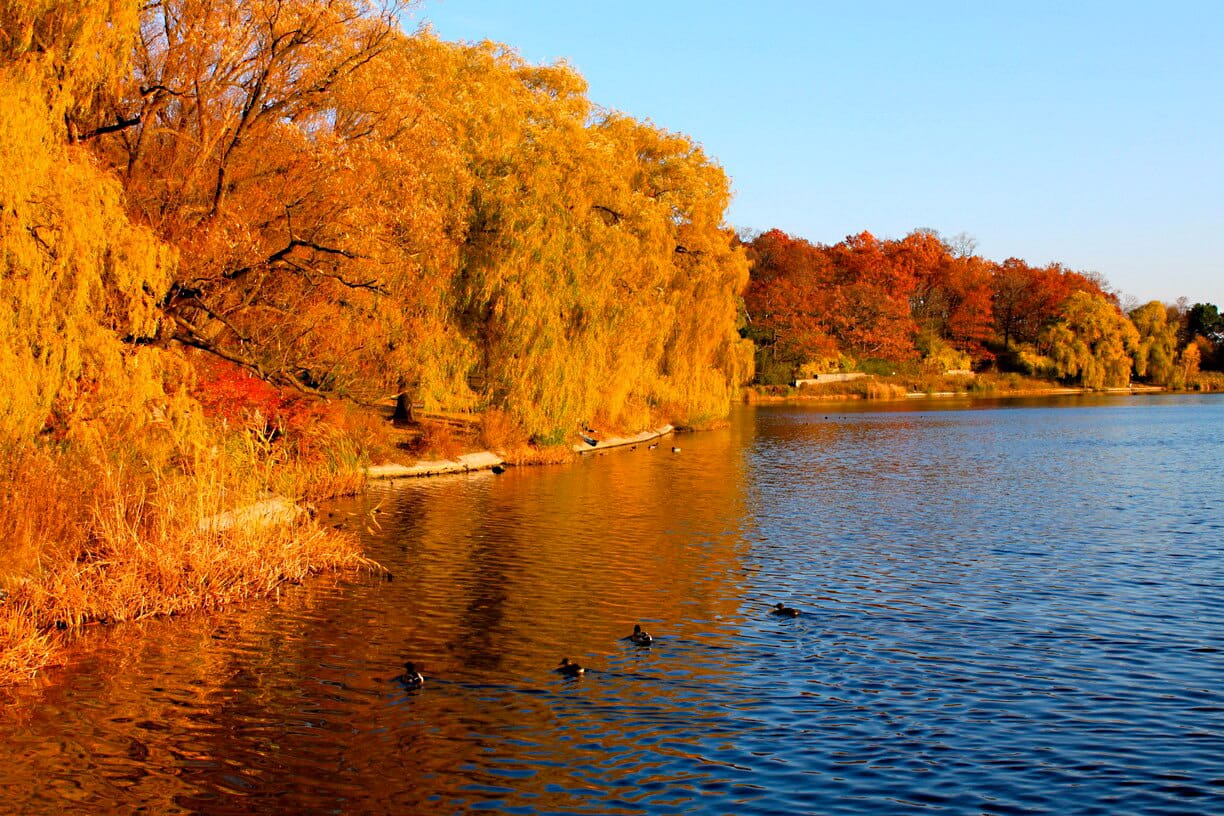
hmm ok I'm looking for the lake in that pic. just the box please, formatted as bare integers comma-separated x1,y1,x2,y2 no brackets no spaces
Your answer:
1,394,1221,814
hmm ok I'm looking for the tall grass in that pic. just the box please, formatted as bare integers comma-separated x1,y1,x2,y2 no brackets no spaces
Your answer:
865,381,909,399
1190,371,1224,391
0,422,378,688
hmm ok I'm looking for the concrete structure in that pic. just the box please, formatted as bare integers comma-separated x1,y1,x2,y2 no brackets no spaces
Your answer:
794,373,868,387
365,451,505,480
572,425,674,453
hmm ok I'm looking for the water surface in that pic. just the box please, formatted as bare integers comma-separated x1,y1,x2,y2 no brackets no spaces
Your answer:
2,393,1222,814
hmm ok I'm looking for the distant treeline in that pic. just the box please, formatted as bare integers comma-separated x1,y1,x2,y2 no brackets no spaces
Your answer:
742,228,1223,388
1,0,751,449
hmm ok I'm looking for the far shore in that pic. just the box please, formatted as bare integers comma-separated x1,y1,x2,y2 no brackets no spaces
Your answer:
746,383,1172,404
741,373,1218,406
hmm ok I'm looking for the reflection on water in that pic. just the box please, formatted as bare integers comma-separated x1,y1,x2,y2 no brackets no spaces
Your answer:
2,394,1222,814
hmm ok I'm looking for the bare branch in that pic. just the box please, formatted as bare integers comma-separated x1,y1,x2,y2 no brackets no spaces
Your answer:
75,115,143,141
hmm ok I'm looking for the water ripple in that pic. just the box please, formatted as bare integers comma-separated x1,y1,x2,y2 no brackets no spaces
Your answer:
1,395,1222,814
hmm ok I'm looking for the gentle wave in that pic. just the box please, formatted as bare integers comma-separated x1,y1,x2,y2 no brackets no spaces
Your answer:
1,394,1222,815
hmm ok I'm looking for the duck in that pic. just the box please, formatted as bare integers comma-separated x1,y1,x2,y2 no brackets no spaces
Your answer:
397,661,425,687
626,624,654,646
647,442,658,450
772,602,801,617
671,446,681,453
491,464,506,474
555,657,585,677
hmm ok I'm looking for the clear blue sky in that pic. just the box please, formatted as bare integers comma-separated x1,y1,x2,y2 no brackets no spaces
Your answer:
410,1,1223,307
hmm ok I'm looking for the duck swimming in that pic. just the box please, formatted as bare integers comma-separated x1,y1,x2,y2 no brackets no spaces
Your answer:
772,602,801,617
626,624,654,646
555,657,585,677
398,661,425,687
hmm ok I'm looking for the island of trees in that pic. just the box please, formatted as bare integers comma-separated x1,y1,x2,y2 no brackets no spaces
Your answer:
1,0,1221,686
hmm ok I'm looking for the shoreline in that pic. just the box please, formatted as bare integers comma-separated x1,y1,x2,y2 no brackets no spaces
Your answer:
0,387,1205,690
572,424,675,454
745,383,1174,405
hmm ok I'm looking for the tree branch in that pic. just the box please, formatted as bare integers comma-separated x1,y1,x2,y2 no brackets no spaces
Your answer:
75,115,143,142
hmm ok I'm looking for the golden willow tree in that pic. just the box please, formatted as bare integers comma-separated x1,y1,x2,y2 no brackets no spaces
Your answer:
0,0,175,443
68,4,750,440
433,38,752,438
1041,291,1139,388
1130,301,1199,388
1,1,752,684
81,0,460,406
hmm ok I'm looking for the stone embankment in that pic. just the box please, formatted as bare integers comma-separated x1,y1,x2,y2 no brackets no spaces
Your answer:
572,425,674,453
365,451,505,480
202,425,674,532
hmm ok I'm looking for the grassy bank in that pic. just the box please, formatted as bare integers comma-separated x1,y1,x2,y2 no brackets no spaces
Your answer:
8,367,1218,690
0,415,386,689
745,370,1224,404
0,399,674,689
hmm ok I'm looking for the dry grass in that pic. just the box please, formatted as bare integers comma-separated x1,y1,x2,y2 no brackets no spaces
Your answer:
0,429,379,688
0,608,53,687
865,381,909,399
750,371,1103,404
501,443,574,466
676,414,730,432
1190,371,1224,391
479,409,529,452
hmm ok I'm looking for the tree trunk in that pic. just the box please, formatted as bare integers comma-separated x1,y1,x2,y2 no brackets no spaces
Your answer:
392,391,415,425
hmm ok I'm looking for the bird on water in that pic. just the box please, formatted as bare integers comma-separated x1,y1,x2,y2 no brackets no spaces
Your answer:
556,657,585,677
398,661,425,687
772,602,801,617
625,624,654,645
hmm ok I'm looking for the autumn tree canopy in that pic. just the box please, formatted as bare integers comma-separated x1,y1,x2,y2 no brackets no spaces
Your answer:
741,226,1210,388
2,0,754,447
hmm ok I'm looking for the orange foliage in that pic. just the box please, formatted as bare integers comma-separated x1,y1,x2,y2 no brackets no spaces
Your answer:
189,356,292,425
744,223,1141,381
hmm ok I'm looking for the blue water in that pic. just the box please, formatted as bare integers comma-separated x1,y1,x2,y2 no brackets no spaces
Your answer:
1,393,1221,814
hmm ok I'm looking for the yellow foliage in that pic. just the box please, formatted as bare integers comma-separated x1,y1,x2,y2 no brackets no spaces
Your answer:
1177,340,1201,388
1129,301,1180,386
440,42,752,436
1041,292,1138,388
0,58,174,441
919,335,972,373
0,4,758,686
0,0,139,124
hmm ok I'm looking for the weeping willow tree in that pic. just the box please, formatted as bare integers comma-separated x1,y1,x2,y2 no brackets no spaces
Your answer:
7,2,753,446
1041,291,1139,389
0,0,177,443
79,0,452,406
432,37,753,439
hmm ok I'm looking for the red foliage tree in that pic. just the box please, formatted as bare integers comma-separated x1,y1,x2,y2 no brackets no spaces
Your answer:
743,230,839,371
991,259,1111,350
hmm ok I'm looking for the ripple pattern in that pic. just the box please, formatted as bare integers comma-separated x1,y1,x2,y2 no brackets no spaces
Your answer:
1,394,1221,815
